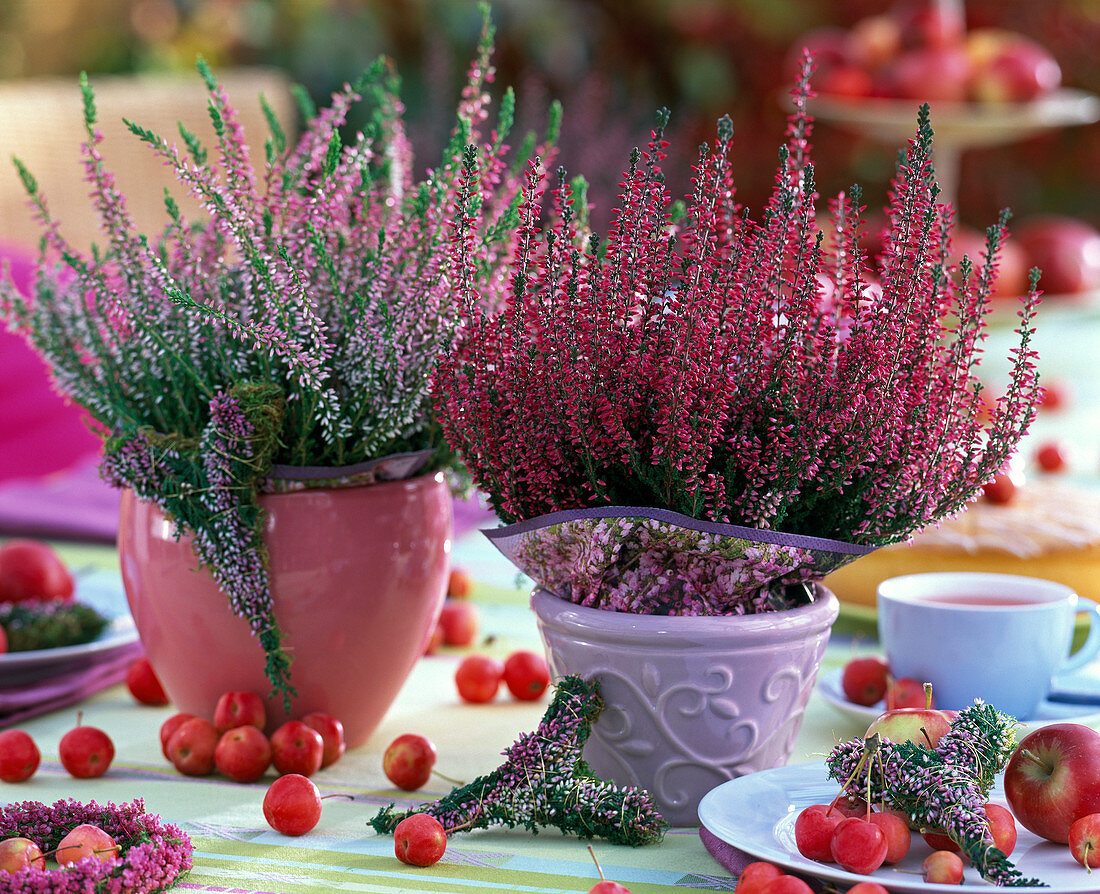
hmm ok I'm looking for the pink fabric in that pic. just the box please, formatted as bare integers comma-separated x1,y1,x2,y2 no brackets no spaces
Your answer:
0,245,102,482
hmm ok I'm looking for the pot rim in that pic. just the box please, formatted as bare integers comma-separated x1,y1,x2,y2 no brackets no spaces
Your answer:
531,584,839,647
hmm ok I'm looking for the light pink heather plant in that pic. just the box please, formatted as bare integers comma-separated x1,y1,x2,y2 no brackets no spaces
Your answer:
0,11,558,704
435,55,1042,613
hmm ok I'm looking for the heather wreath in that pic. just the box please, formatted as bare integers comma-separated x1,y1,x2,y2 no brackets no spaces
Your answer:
436,56,1042,614
0,13,558,705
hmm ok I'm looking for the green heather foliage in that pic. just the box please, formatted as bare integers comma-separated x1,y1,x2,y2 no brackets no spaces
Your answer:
0,9,557,706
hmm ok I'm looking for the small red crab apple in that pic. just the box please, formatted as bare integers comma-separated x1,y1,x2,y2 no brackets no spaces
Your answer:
438,599,479,646
830,817,887,875
166,716,218,776
794,803,844,861
503,650,550,701
270,720,324,777
301,712,346,768
54,824,119,866
455,653,503,703
58,714,114,779
383,733,437,791
734,861,783,894
922,849,965,884
0,729,40,782
159,712,197,760
263,773,322,836
393,813,447,866
0,837,45,872
447,567,473,599
213,690,266,734
1069,813,1100,869
587,845,632,893
125,656,169,706
214,725,272,783
841,656,890,707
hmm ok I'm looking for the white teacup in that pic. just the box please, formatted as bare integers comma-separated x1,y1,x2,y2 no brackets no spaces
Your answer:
877,572,1100,720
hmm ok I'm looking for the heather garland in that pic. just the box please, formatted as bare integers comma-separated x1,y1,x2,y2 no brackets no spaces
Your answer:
0,8,558,705
436,55,1041,561
826,705,1039,887
370,675,668,846
0,798,192,893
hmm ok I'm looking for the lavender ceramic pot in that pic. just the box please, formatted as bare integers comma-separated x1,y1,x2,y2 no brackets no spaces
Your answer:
118,471,452,748
531,584,839,826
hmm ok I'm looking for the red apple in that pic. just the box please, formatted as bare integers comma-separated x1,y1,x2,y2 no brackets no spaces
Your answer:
58,719,115,779
383,733,437,791
816,65,875,100
166,716,219,776
213,690,267,734
736,861,783,894
982,472,1018,505
1035,440,1069,473
922,849,964,884
883,46,970,103
1004,723,1100,844
892,1,966,51
1016,216,1100,296
393,813,447,867
0,538,74,603
841,655,890,707
270,720,324,777
830,816,887,875
966,30,1062,103
868,810,911,864
125,656,170,706
885,676,927,710
447,568,472,599
0,837,45,872
794,803,844,861
1069,813,1100,869
263,773,322,836
55,824,119,866
159,712,198,760
846,15,901,72
0,729,40,782
866,683,953,748
300,712,345,768
438,599,479,646
214,725,273,783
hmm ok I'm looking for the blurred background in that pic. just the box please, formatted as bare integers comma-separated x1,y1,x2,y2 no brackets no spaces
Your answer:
0,0,1098,489
2,0,1100,232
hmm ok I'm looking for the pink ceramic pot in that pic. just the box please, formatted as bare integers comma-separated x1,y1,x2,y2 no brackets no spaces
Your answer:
532,585,839,826
118,471,452,748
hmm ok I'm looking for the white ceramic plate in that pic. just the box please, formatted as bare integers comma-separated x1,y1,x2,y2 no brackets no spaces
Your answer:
817,667,1100,731
698,762,1091,892
0,568,137,684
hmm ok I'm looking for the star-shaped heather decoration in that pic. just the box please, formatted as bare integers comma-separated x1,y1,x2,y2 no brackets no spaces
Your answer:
370,675,668,846
826,701,1043,887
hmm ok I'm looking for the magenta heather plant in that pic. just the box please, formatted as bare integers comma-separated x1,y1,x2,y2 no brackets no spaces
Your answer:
436,58,1041,612
0,13,557,703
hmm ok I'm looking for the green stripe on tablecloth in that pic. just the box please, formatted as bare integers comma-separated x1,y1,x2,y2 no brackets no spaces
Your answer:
183,836,735,893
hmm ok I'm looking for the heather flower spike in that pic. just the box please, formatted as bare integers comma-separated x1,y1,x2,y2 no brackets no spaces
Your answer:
827,703,1039,887
0,6,558,706
436,51,1042,564
370,675,668,846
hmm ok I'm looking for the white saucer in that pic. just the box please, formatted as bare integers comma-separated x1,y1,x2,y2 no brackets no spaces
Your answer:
817,666,1100,731
0,568,137,686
